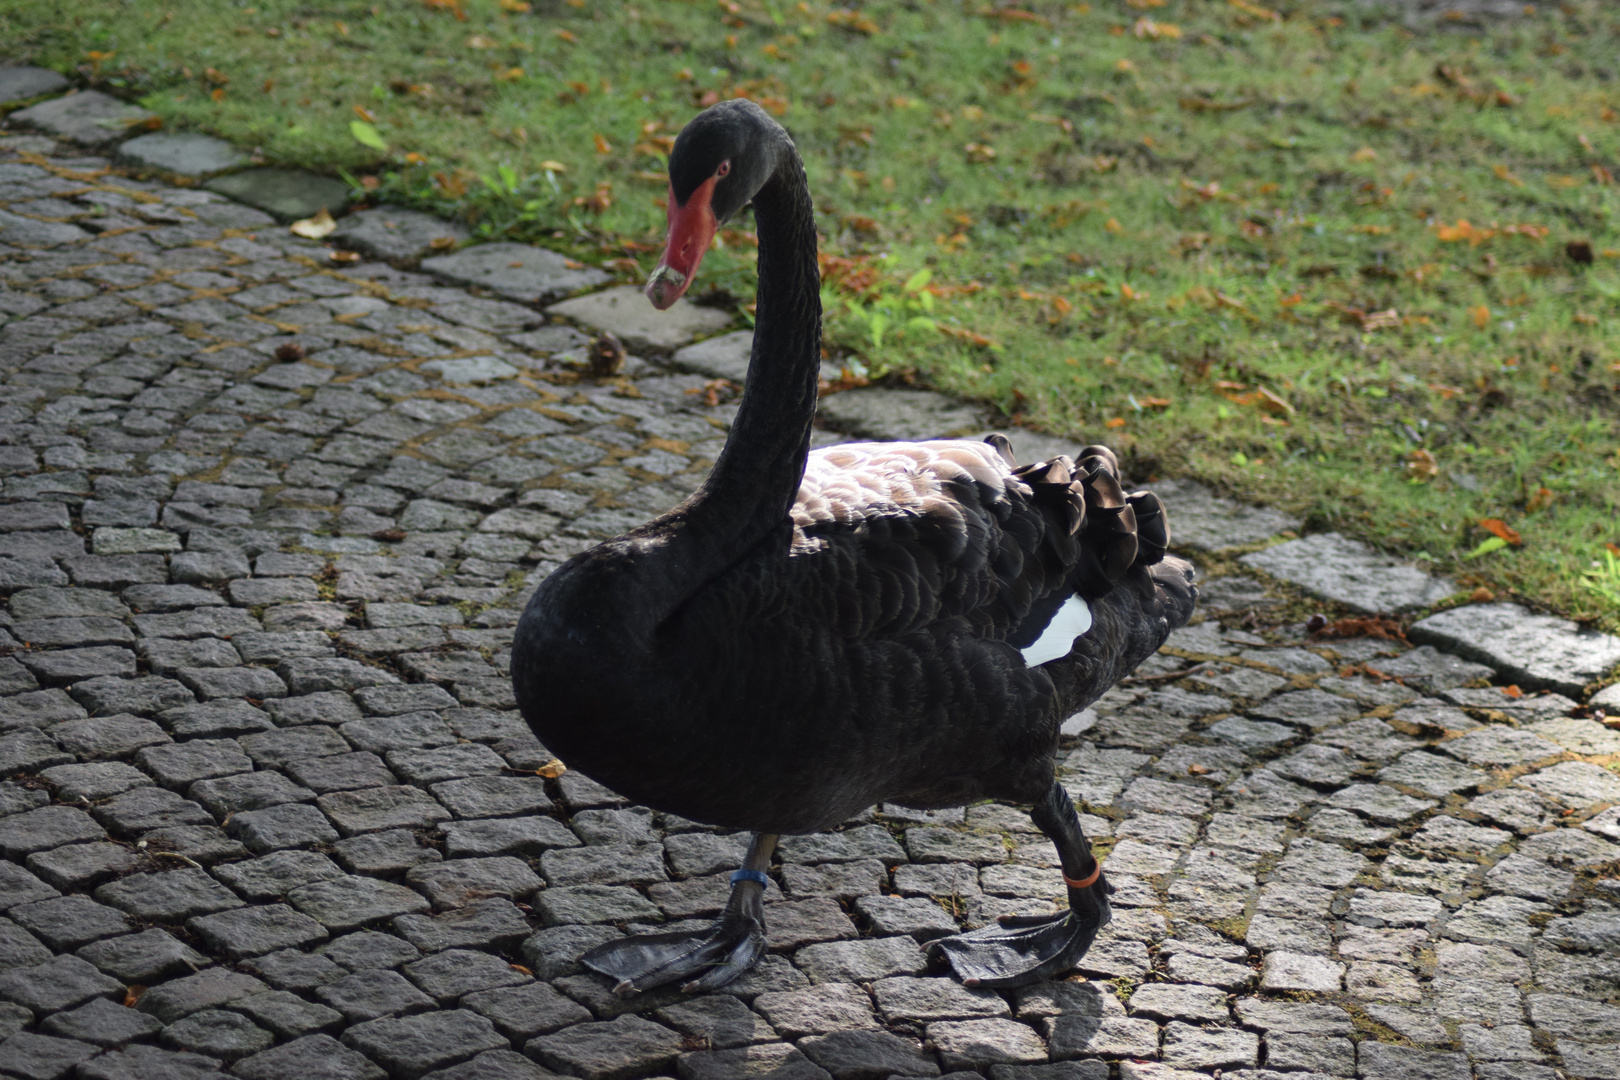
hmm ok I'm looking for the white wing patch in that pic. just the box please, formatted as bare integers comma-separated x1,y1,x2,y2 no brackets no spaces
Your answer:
1020,594,1093,667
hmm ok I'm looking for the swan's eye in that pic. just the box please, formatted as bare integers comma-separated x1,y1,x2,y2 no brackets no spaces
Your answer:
716,161,731,178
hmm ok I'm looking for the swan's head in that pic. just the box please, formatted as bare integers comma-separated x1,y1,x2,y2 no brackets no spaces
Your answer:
647,99,783,310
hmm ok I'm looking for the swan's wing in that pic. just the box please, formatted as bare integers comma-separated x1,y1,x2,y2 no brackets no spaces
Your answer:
642,433,1191,826
778,437,1170,659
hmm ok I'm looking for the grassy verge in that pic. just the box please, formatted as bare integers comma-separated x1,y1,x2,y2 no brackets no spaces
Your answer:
6,0,1620,623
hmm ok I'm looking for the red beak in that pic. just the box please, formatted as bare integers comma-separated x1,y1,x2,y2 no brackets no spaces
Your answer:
647,176,719,310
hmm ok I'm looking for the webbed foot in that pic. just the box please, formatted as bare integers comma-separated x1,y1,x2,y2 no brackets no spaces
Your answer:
927,867,1113,989
582,837,779,996
581,907,766,995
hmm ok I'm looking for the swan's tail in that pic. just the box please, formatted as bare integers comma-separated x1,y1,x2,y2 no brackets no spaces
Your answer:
987,433,1198,701
993,438,1177,596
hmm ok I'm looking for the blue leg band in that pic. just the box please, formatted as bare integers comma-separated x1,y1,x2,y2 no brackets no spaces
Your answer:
730,868,770,888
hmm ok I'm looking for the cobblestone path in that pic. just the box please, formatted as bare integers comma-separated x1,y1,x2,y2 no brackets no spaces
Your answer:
1,131,1619,1080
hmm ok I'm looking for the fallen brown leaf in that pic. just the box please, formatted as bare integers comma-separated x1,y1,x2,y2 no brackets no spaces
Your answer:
288,208,336,240
1406,449,1439,481
1310,616,1407,642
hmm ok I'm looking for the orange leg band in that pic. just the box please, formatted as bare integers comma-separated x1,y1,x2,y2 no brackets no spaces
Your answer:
1062,861,1101,890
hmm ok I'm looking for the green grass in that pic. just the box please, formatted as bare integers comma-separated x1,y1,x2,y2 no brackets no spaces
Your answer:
7,0,1620,624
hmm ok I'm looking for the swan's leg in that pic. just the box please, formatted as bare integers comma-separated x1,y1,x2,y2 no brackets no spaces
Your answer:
927,780,1112,988
581,831,778,995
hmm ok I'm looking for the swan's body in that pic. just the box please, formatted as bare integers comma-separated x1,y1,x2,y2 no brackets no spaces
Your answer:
518,437,1188,835
512,99,1197,992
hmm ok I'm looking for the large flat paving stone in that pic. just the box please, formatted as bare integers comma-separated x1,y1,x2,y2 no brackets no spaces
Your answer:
6,89,157,146
671,329,755,381
816,387,987,441
625,326,865,389
1411,602,1620,696
547,283,730,352
1241,532,1454,614
204,168,350,222
423,241,608,303
0,66,69,105
334,207,470,265
1150,478,1298,552
117,132,247,177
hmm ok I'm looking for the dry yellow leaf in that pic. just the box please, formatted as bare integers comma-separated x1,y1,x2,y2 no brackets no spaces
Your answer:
288,208,337,240
1133,17,1180,38
1406,449,1439,481
1229,0,1279,19
536,759,568,778
1255,387,1294,416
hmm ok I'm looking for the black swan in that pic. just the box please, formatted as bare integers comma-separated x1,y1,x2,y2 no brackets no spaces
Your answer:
512,99,1198,992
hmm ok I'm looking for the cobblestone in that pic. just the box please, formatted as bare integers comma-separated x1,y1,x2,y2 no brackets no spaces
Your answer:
0,127,1615,1080
526,1014,683,1080
41,996,164,1047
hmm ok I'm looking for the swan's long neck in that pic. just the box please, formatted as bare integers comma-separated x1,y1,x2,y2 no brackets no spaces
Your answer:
700,149,821,526
626,144,821,629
